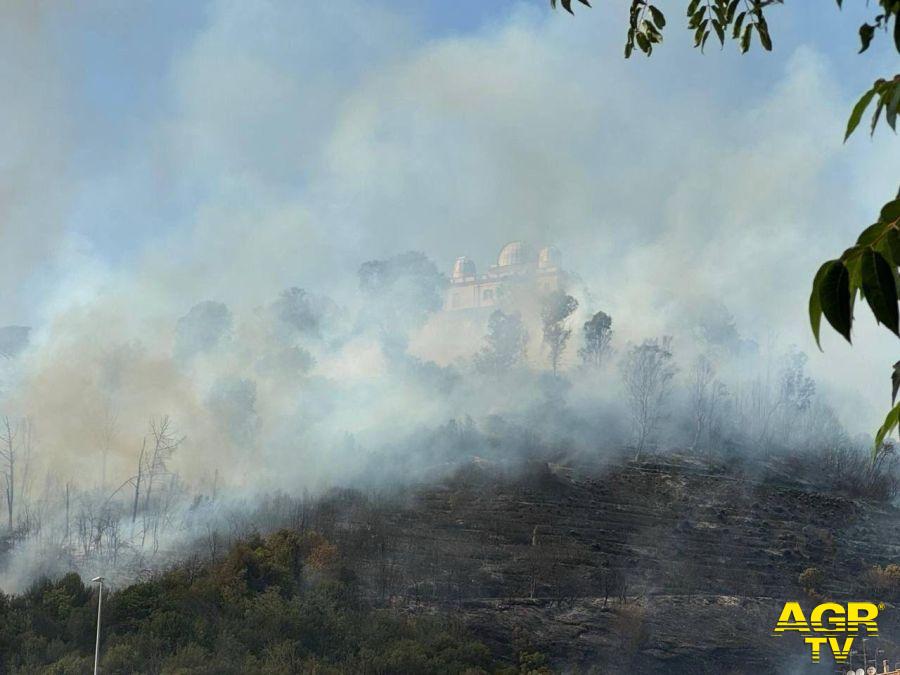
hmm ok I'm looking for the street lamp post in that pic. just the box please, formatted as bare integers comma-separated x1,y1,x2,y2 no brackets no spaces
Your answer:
91,576,104,675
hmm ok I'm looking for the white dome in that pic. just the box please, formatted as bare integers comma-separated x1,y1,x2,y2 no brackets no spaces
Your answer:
497,241,535,267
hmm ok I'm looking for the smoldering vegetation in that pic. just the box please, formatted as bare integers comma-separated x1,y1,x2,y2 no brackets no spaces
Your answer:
0,249,893,594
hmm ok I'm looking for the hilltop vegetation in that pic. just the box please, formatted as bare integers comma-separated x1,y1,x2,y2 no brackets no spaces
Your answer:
0,529,546,675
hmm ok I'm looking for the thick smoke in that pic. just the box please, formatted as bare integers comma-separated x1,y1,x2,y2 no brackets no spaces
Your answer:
0,242,871,591
0,1,897,590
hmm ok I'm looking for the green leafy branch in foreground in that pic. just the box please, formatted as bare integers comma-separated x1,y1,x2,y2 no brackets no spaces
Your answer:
549,0,900,457
550,0,592,14
846,74,900,140
833,1,900,456
810,196,900,351
812,75,900,454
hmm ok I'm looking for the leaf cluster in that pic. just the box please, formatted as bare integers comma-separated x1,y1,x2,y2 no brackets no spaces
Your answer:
810,198,900,345
618,0,778,57
844,0,900,54
550,0,591,13
626,1,666,57
551,0,900,61
846,75,900,140
809,197,900,451
686,0,774,54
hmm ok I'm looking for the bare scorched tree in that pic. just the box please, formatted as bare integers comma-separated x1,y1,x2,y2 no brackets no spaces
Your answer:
620,337,676,458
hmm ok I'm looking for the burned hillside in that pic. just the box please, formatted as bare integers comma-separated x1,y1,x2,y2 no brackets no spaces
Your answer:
281,452,900,673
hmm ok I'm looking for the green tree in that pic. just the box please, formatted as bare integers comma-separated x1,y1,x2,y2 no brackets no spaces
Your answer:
549,0,900,455
1,529,501,673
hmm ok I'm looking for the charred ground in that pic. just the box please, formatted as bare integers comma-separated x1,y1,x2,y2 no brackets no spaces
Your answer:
306,451,900,673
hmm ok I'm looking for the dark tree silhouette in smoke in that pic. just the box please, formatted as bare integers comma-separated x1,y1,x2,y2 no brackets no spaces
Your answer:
270,287,337,341
474,310,529,375
174,301,232,363
579,310,613,369
358,251,445,339
541,291,578,375
620,336,676,458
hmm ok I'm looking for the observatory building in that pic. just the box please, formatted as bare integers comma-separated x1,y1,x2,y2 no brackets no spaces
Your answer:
444,241,566,311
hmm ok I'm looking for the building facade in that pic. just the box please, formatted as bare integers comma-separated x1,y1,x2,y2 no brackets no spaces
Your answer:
444,241,565,312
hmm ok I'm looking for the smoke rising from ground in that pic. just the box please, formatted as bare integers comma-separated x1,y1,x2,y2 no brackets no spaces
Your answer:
0,1,897,590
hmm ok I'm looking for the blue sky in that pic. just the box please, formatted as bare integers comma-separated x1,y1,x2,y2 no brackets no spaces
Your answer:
1,0,898,431
44,1,897,253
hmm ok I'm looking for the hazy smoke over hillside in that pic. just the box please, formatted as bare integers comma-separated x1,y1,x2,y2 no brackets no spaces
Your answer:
0,1,897,590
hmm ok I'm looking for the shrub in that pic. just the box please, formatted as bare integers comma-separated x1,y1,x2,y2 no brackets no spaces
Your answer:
43,653,93,674
799,566,825,595
2,530,497,674
866,564,900,601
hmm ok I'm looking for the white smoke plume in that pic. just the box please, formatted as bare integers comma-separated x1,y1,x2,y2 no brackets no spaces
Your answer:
0,0,896,591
